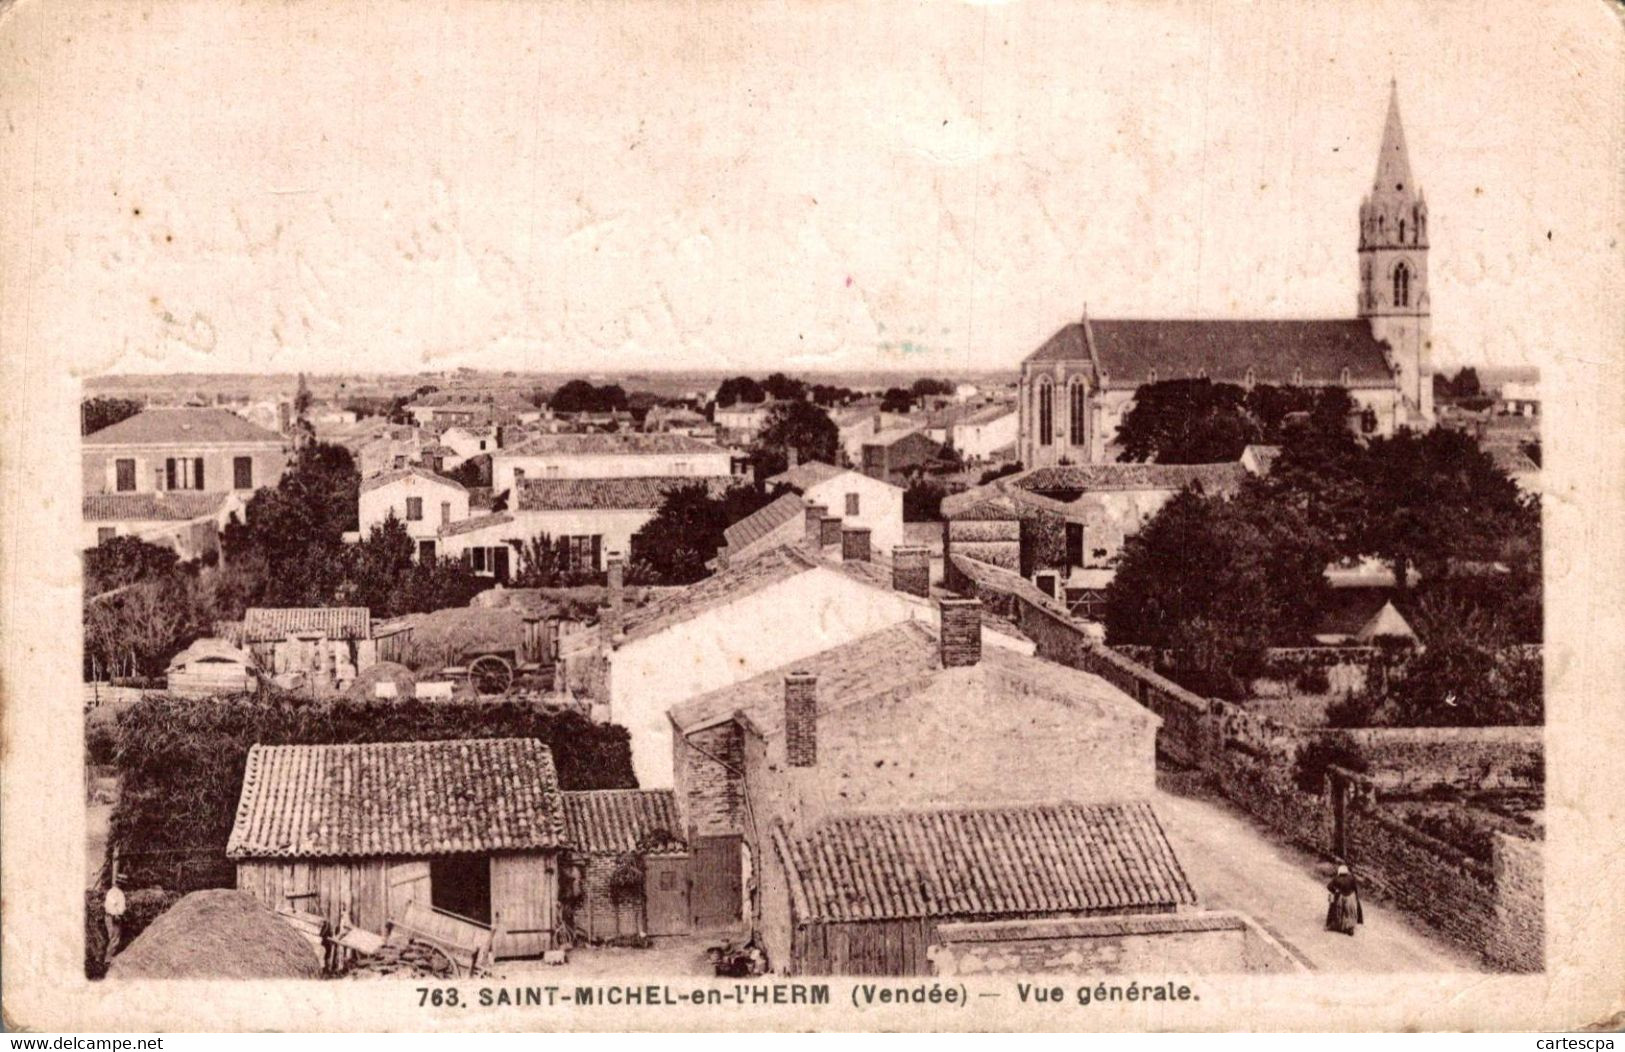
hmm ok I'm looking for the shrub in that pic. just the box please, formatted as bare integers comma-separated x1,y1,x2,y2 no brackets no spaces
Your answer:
1292,739,1369,794
1294,664,1332,695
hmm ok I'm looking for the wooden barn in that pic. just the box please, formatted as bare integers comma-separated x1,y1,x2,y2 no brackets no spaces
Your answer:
560,789,690,941
227,738,567,960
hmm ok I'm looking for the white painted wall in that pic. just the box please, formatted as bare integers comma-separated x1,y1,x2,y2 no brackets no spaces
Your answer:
439,507,656,566
801,471,904,558
610,566,1033,787
358,474,469,542
491,451,733,495
953,411,1018,461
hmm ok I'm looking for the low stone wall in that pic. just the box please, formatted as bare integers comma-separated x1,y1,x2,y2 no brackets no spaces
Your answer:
997,589,1543,972
930,910,1305,976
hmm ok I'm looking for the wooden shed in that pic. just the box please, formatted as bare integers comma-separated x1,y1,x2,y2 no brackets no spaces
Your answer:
560,789,689,941
227,738,568,960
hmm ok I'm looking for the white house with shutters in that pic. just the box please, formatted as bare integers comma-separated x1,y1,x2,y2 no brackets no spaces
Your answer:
357,467,469,562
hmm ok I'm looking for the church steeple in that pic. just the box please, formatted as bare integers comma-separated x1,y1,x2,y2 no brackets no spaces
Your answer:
1358,80,1433,424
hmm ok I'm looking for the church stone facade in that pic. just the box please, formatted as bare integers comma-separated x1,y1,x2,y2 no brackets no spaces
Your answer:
1018,84,1435,469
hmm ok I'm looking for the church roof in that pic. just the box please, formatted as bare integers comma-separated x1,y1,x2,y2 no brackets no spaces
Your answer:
1026,318,1397,390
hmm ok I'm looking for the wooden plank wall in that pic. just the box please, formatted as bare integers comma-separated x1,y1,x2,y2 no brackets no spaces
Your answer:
490,853,557,959
793,918,938,976
236,859,389,932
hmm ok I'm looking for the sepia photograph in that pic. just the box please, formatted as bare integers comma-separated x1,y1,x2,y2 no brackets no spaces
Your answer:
2,0,1621,1036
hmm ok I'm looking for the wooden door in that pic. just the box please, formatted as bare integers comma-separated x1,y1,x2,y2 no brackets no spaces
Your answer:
643,855,691,936
490,854,553,959
387,860,431,920
688,836,742,930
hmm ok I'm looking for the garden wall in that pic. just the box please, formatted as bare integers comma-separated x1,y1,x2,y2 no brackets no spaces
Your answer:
1002,589,1543,972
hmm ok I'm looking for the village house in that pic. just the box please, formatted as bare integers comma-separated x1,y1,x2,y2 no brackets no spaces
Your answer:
81,490,248,557
859,428,951,486
438,475,742,580
764,460,905,561
942,462,1247,609
491,432,734,497
560,789,690,940
712,399,791,444
405,390,541,429
947,403,1019,465
1017,85,1435,468
438,425,501,469
227,738,567,961
83,407,288,497
357,467,469,561
353,425,431,479
669,602,1199,973
586,539,1033,790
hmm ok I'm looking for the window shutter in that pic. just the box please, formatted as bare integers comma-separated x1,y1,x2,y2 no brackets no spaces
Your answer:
165,459,177,490
493,545,510,583
194,457,205,490
591,534,602,572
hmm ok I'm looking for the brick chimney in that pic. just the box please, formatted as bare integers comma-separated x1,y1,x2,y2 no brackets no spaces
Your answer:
892,545,931,598
938,597,982,667
804,503,828,549
819,516,842,548
606,557,626,640
785,672,818,767
841,526,871,563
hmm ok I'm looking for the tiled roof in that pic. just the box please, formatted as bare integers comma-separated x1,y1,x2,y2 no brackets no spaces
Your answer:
767,461,848,489
439,512,515,538
949,553,1071,618
561,790,684,856
358,465,467,495
723,493,806,553
82,492,228,522
773,800,1197,923
467,486,496,510
241,606,371,642
501,432,726,458
669,618,1143,737
1026,319,1396,389
960,404,1018,426
1017,462,1248,496
516,475,738,512
226,738,567,859
622,545,820,642
84,408,285,446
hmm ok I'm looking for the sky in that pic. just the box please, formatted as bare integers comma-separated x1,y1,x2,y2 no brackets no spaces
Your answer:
3,0,1622,378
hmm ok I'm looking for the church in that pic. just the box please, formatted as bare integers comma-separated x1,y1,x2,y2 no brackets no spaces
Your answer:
1017,83,1435,468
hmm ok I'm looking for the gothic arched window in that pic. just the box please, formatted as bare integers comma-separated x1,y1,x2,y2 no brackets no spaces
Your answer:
1068,381,1087,446
1037,379,1054,447
1393,262,1411,307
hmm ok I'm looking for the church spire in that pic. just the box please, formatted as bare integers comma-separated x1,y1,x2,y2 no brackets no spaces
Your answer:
1373,78,1415,195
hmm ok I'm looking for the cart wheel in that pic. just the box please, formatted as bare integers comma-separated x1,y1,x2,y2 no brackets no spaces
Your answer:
420,943,459,978
468,655,513,696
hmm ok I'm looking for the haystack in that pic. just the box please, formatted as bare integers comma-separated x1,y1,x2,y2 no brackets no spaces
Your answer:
107,889,323,980
346,660,418,701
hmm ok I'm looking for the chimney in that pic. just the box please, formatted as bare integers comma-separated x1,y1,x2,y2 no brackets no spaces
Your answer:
787,446,799,469
715,545,730,571
819,516,842,548
938,597,983,668
784,672,817,767
606,558,626,640
804,503,828,549
841,526,871,563
892,545,931,598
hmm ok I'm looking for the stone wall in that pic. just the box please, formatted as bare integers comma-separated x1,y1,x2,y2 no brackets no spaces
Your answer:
930,911,1305,976
673,723,746,839
998,588,1544,972
570,854,644,941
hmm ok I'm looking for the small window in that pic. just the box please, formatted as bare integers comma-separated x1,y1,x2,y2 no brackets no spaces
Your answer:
97,527,116,545
417,539,437,563
845,493,860,516
513,468,525,483
1148,369,1158,385
472,547,487,573
1244,368,1256,388
1340,367,1352,387
440,501,451,526
1292,369,1304,387
114,459,136,492
406,497,423,521
545,465,561,478
1066,522,1084,567
233,456,253,490
1361,408,1379,434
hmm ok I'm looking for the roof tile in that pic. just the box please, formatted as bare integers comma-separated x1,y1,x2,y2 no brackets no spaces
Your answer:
83,492,229,522
84,408,286,446
517,475,738,512
241,607,372,642
561,790,684,855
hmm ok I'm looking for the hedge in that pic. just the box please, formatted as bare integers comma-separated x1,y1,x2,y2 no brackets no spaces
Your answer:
107,692,636,892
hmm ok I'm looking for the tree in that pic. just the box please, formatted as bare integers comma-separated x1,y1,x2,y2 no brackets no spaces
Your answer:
903,480,948,523
294,373,313,418
631,483,779,584
910,377,954,398
84,574,212,681
762,373,807,402
1102,488,1330,698
715,376,766,408
751,401,839,478
82,397,144,436
83,536,180,595
880,387,913,414
1115,380,1339,463
513,533,566,588
549,380,627,414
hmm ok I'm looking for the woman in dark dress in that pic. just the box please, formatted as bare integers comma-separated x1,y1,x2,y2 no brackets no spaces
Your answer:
1325,864,1364,935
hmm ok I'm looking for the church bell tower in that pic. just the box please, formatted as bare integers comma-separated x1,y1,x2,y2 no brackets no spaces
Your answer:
1358,80,1433,423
